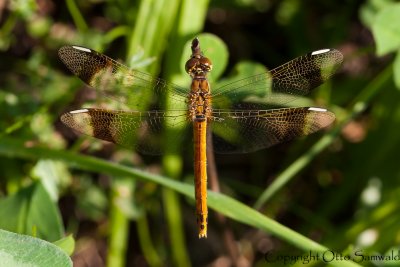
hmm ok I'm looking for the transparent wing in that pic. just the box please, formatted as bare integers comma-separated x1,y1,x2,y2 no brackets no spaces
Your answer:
58,46,189,110
59,46,340,155
60,108,190,154
210,107,335,154
212,49,343,108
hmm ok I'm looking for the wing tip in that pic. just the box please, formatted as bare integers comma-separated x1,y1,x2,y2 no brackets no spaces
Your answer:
309,48,344,65
308,107,336,128
69,108,90,114
311,48,332,56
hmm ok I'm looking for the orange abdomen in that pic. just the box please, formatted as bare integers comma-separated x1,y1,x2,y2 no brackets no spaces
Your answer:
193,119,208,238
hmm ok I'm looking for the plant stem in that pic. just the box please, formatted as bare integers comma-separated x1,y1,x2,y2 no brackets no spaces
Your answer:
107,177,132,267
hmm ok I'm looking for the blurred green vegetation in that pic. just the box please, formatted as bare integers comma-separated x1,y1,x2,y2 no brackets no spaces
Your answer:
1,0,400,266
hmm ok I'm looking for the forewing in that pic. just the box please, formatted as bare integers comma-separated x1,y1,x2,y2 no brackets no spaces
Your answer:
58,46,188,110
61,108,190,154
210,107,335,154
212,49,343,108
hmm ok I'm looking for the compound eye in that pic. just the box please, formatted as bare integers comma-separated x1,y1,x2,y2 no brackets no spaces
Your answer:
185,58,198,73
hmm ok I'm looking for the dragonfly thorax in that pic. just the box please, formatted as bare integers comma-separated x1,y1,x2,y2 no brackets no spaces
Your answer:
188,79,212,122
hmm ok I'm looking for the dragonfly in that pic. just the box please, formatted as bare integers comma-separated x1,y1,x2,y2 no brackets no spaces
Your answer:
59,38,343,238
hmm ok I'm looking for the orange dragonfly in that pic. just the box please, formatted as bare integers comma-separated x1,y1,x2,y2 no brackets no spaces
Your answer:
59,38,343,238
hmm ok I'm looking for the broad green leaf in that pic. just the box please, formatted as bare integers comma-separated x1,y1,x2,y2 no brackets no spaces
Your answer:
0,229,72,267
32,159,72,201
371,3,400,56
53,235,75,256
0,186,29,232
359,0,396,28
0,182,64,241
26,182,64,241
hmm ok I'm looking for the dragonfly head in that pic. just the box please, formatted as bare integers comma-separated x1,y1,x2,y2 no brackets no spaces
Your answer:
185,56,212,77
185,38,213,77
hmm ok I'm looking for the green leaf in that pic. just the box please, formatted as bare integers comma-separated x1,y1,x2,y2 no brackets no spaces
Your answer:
359,0,396,28
393,50,400,89
371,3,400,56
53,235,75,256
0,229,72,267
32,159,72,201
0,181,64,241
